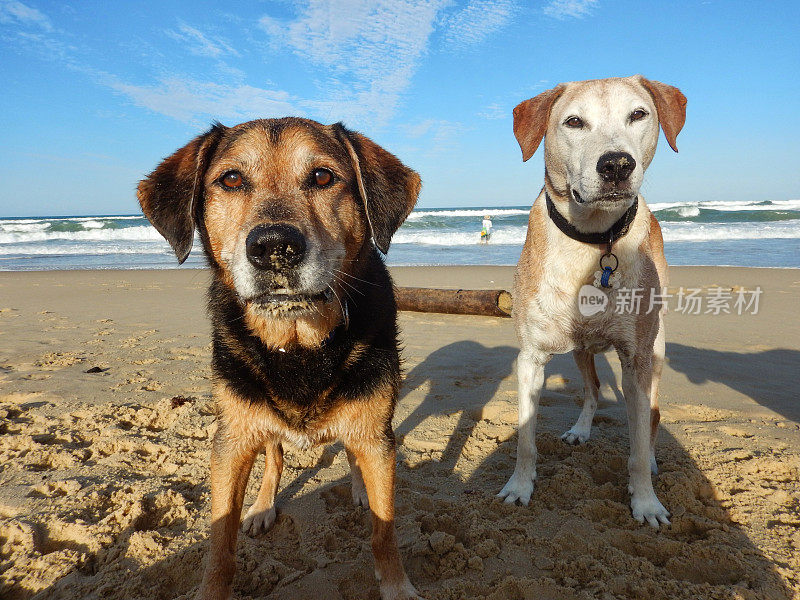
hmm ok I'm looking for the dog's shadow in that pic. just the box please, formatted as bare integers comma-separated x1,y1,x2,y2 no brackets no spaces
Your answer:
666,342,800,422
20,341,795,600
391,340,792,599
268,340,519,506
395,340,518,473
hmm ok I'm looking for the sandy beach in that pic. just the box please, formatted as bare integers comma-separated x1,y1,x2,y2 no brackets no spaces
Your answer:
0,265,798,600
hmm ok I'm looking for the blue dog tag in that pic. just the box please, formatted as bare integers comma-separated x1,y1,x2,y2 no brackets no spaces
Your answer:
600,266,613,288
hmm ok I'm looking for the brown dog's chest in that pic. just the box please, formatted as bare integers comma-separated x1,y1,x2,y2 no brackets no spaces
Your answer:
270,392,339,432
208,259,401,444
216,379,385,452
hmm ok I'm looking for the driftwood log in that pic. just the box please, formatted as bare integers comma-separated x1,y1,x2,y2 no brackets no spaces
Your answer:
395,287,512,318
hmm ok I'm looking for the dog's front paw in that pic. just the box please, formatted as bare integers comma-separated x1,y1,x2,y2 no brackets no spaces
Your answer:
630,492,670,528
241,504,277,536
379,577,424,600
561,426,590,445
497,470,536,505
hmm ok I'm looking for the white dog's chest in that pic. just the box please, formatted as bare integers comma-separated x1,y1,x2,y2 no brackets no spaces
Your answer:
572,327,614,354
520,259,639,356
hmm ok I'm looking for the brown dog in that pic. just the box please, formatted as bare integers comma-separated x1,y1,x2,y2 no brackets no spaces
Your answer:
138,118,423,599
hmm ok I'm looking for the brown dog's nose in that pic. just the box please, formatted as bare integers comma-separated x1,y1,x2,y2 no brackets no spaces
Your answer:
245,224,306,271
596,152,636,183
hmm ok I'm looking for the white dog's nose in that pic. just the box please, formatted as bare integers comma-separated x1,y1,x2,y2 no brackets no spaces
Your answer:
596,152,636,183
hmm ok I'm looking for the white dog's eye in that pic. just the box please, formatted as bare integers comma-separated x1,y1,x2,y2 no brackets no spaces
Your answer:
564,116,584,128
630,109,648,122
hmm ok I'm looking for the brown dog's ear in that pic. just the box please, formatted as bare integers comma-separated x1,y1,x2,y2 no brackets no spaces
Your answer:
638,76,687,152
513,85,565,162
336,125,421,254
137,123,226,263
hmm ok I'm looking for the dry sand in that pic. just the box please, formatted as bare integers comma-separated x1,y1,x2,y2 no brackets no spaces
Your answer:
0,266,798,600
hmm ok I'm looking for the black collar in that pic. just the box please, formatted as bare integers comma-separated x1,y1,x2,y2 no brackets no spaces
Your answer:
545,193,638,249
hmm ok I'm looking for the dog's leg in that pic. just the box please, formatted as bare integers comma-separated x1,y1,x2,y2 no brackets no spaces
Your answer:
197,429,258,600
242,440,283,536
649,317,665,474
562,349,599,445
347,448,370,508
346,437,421,600
498,348,548,505
619,350,670,528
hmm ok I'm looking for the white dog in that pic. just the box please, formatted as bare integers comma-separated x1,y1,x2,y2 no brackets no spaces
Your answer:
498,76,686,527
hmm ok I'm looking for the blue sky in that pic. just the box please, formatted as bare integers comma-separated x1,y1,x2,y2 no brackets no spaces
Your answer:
1,0,798,217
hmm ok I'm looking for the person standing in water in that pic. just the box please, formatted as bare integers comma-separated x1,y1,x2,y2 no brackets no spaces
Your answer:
481,214,493,243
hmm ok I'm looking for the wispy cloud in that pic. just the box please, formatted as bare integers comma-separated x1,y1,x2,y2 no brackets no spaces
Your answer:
1,1,518,129
105,76,297,124
166,22,239,58
401,118,466,154
0,0,52,31
442,0,516,49
543,0,598,19
477,102,508,120
403,118,461,139
259,0,450,125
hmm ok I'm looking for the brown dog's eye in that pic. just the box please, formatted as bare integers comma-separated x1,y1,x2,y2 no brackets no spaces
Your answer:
630,109,648,122
565,116,584,128
221,171,243,189
312,168,333,187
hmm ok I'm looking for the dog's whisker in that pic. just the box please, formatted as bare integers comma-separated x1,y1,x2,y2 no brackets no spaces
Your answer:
334,269,375,286
324,271,359,305
319,257,360,264
332,273,365,297
326,284,349,328
330,269,378,288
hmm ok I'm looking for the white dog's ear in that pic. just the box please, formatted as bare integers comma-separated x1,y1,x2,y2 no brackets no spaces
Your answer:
638,76,687,153
513,85,565,162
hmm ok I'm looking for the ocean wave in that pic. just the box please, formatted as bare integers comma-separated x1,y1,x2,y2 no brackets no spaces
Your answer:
0,215,145,224
653,207,800,224
0,218,50,226
0,222,52,233
676,206,700,218
660,221,800,241
0,225,164,245
406,208,529,220
2,207,799,258
81,220,106,229
393,227,528,245
648,199,800,212
0,215,148,236
5,220,799,252
0,243,171,256
395,221,800,245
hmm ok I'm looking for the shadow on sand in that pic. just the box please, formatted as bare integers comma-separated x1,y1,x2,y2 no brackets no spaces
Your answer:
666,342,800,422
16,341,794,600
